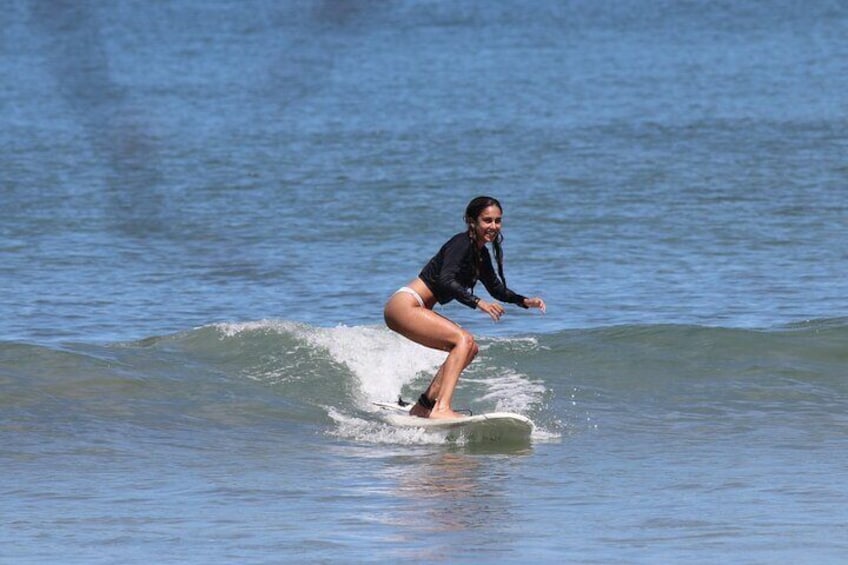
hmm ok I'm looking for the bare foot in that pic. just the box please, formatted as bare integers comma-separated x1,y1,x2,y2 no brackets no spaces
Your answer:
428,405,464,420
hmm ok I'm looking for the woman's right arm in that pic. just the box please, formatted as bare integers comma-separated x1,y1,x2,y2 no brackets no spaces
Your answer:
476,299,505,321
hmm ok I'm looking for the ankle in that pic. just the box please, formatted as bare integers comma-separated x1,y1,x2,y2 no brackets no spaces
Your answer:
417,393,436,410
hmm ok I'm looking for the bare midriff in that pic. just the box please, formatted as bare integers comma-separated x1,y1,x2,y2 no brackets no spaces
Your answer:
405,278,438,309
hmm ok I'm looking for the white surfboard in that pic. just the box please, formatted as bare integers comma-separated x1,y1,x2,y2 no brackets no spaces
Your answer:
373,400,534,441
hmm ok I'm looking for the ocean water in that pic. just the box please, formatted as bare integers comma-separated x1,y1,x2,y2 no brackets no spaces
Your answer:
2,0,847,563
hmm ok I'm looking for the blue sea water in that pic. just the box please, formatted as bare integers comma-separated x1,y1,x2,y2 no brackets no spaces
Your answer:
2,1,847,563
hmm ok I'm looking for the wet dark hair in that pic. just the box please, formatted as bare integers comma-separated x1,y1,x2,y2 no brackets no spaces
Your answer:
464,196,507,286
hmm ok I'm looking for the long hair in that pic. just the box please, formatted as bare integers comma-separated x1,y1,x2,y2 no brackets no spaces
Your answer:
464,196,507,285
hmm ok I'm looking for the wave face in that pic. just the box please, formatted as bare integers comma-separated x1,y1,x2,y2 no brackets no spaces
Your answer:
4,318,846,444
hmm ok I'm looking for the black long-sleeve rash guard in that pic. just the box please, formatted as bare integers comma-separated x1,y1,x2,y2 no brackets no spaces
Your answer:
419,232,529,310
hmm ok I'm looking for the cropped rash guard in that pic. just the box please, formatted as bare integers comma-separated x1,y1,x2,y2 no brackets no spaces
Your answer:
419,232,529,310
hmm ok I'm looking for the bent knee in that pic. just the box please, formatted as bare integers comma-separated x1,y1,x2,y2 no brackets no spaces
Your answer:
454,330,478,356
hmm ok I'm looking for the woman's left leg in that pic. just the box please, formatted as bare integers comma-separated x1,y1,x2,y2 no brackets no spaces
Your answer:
413,333,479,416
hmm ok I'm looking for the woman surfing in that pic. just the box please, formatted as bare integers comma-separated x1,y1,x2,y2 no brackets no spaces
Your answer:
383,196,546,419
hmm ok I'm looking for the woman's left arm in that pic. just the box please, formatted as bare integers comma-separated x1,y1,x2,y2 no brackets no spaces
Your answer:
478,249,542,310
521,296,546,313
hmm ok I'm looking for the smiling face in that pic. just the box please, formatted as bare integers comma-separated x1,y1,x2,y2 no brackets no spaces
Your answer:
470,204,503,246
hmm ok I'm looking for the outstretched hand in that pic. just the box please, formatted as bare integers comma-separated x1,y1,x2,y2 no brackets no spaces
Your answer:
477,299,505,322
478,297,546,321
523,297,546,313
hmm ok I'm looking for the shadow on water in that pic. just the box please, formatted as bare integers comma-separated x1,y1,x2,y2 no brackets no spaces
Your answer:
28,0,167,237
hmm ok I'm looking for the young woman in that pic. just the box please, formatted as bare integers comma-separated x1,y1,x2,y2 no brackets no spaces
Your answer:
383,196,546,419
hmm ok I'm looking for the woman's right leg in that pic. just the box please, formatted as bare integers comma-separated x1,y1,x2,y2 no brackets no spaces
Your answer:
418,328,478,418
384,296,478,419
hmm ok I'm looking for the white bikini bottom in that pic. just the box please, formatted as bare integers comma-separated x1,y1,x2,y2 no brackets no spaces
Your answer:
394,286,425,308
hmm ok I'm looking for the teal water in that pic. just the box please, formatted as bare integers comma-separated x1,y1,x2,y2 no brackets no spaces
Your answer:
2,1,848,562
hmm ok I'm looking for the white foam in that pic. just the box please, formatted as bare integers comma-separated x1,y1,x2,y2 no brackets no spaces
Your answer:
306,325,563,441
302,324,445,404
211,319,304,338
326,406,447,445
461,368,545,413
